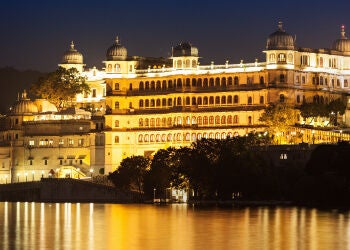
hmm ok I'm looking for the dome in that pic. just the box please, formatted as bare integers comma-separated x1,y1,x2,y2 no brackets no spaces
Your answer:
61,41,83,64
266,22,295,50
172,42,198,57
332,25,350,54
34,99,58,113
11,90,38,115
106,36,127,60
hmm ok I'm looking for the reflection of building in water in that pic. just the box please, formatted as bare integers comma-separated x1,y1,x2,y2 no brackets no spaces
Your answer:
1,22,350,182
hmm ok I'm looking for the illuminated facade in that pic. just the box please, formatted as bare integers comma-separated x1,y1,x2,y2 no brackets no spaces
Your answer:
1,22,350,182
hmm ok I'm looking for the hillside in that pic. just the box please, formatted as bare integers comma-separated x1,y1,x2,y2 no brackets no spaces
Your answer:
0,67,45,113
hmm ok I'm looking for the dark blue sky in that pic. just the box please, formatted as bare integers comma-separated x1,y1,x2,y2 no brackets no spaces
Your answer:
1,0,350,72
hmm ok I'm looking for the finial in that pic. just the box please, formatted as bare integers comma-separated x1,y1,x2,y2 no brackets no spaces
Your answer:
70,41,75,50
17,92,20,101
341,25,346,38
115,36,120,44
278,21,283,31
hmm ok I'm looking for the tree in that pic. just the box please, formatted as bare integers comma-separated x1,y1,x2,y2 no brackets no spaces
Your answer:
108,156,150,198
30,67,89,109
300,102,328,124
259,103,296,137
328,98,346,126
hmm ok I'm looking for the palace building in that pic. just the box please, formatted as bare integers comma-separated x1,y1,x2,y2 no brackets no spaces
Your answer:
0,22,350,182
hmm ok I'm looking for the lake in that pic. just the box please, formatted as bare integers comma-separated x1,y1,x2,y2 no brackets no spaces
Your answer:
0,202,349,249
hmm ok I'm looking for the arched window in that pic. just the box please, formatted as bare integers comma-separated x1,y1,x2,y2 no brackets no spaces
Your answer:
248,116,252,125
151,81,155,90
192,78,197,87
203,78,208,87
203,97,208,105
320,76,324,85
145,100,149,107
145,81,150,90
203,116,208,125
150,118,155,127
177,60,182,68
185,59,190,68
114,102,119,109
139,99,144,108
167,133,172,141
260,96,264,104
209,78,214,87
197,116,202,125
186,97,190,105
114,83,119,90
114,120,119,127
150,99,155,107
156,81,161,90
177,97,182,106
168,98,172,106
186,116,190,125
234,95,239,104
167,117,172,126
227,115,233,124
233,115,239,124
197,78,202,87
138,134,143,142
221,116,226,124
162,118,166,126
280,74,285,83
280,94,285,103
192,97,196,105
156,118,160,126
234,76,239,85
139,118,143,127
162,80,167,90
209,116,214,124
247,96,252,104
192,59,197,68
215,77,220,86
156,99,161,107
129,83,133,90
145,118,149,126
177,78,182,88
228,77,233,85
186,78,190,87
168,80,173,88
221,96,226,104
191,117,196,125
197,97,202,105
215,96,220,104
139,81,144,90
209,96,214,105
114,136,119,143
228,96,233,104
221,77,226,86
162,98,166,106
144,134,149,142
260,76,264,84
215,116,220,124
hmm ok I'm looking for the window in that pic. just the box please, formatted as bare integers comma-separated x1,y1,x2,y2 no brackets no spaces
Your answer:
280,94,285,103
114,102,119,109
269,53,276,62
44,160,48,165
139,82,144,90
139,100,144,108
233,115,239,124
234,76,239,85
114,136,119,143
297,95,300,103
139,118,143,127
247,96,252,104
59,139,64,146
259,96,264,104
260,76,264,85
114,83,119,90
114,120,119,127
233,95,239,104
68,139,74,146
280,74,285,83
248,116,252,125
278,53,286,62
29,140,35,146
92,89,97,98
78,139,84,146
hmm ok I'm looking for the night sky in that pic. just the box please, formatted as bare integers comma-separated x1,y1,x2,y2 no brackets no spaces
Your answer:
1,0,350,72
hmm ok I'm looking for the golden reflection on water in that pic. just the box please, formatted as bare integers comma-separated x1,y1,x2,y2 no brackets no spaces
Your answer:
0,203,350,249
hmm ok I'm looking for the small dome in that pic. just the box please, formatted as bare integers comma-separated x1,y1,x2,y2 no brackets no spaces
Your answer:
332,25,350,54
266,22,295,50
172,42,198,57
61,41,83,64
106,36,127,60
34,99,58,113
11,90,38,115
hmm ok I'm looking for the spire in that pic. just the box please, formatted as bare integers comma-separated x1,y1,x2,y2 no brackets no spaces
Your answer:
70,41,75,50
341,25,347,39
278,21,284,31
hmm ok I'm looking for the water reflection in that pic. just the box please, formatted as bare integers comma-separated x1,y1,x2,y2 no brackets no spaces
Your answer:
0,203,349,249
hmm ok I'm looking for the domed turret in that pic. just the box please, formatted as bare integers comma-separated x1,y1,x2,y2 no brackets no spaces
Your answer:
61,41,83,64
106,36,127,60
172,42,198,57
266,22,295,50
332,25,350,54
11,90,38,115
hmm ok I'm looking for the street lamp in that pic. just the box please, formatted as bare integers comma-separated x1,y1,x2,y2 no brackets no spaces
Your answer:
32,171,35,181
153,188,156,202
25,172,28,182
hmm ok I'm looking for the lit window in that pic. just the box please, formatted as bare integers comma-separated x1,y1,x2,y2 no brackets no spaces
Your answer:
78,139,84,146
68,139,74,146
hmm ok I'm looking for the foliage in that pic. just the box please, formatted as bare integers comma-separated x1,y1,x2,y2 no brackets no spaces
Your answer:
30,67,89,109
108,156,150,199
259,103,296,134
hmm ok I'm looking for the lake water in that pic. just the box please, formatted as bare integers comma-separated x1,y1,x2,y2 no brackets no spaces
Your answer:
0,202,349,249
